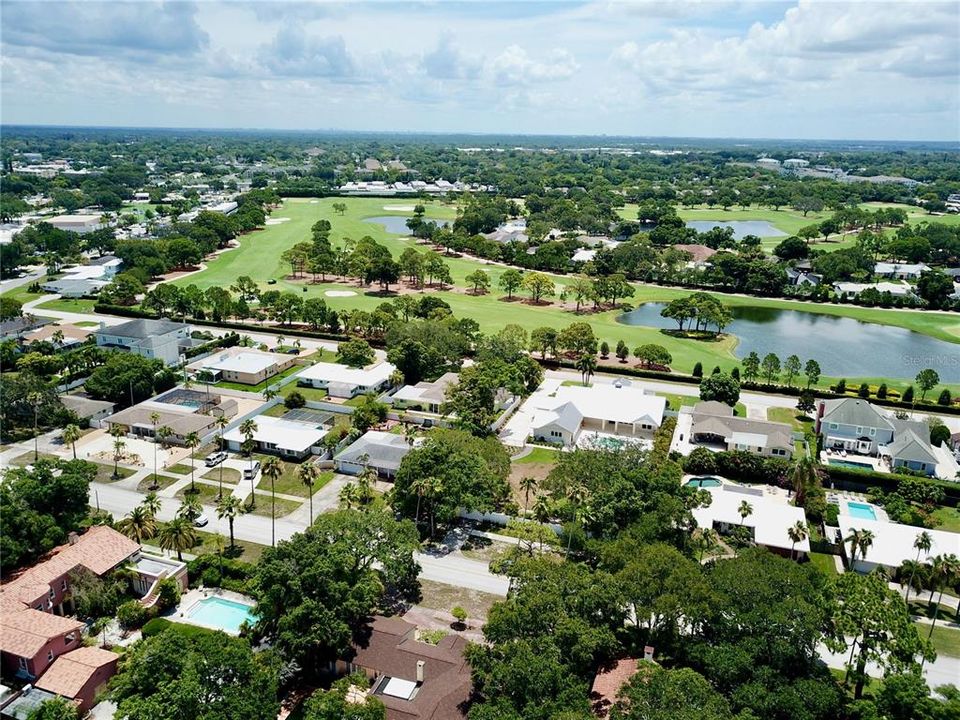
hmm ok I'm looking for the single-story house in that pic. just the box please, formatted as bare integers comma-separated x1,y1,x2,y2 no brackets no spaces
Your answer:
688,401,794,459
837,517,960,574
20,323,93,349
874,262,931,280
0,317,50,343
223,415,329,459
529,384,666,447
672,243,716,268
785,268,821,287
334,431,413,479
104,392,237,444
333,615,471,720
190,348,296,386
571,248,597,263
692,485,811,559
39,278,108,298
833,281,916,299
295,361,396,399
34,647,119,713
391,373,459,414
59,395,115,429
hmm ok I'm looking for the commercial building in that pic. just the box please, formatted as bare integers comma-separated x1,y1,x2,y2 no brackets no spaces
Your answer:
45,215,104,234
295,361,396,399
94,318,191,366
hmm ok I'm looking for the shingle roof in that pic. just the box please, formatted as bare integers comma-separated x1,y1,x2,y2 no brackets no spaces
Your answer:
691,410,793,451
886,429,939,465
35,647,119,698
60,395,115,418
0,612,84,658
591,658,640,716
99,317,187,340
335,431,412,471
820,398,893,431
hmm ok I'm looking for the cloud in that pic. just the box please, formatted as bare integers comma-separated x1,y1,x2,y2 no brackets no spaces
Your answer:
1,1,209,58
257,24,356,79
421,35,482,80
489,45,580,86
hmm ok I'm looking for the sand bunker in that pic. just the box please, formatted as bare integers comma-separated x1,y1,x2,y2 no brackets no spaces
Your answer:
265,217,291,225
383,204,416,212
310,200,319,204
325,290,357,297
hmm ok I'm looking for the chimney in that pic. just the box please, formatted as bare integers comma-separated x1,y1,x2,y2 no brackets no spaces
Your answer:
68,532,79,545
644,646,654,661
416,660,425,683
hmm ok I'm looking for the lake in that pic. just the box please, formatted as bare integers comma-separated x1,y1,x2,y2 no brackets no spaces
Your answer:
618,303,960,381
363,215,451,234
685,220,787,239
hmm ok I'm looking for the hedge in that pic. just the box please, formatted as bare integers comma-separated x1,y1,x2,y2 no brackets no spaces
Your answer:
141,617,221,640
823,466,960,508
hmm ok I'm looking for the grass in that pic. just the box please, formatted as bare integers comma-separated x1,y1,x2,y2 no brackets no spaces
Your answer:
174,482,222,505
9,451,60,466
166,463,196,475
254,456,333,497
136,474,180,492
808,552,839,577
213,362,304,393
202,467,241,484
192,530,267,564
908,598,959,624
514,447,560,464
169,197,960,386
279,383,328,402
33,297,98,313
417,578,502,621
932,506,960,533
245,495,303,518
92,463,136,483
767,406,815,433
661,392,698,411
918,622,960,658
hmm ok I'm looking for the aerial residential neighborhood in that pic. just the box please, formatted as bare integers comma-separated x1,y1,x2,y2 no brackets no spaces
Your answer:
1,2,959,720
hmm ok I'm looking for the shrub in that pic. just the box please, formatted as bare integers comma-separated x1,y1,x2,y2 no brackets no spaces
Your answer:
117,600,150,630
155,577,181,612
937,389,952,406
692,362,703,378
186,553,255,593
284,391,306,409
824,504,840,527
141,617,173,638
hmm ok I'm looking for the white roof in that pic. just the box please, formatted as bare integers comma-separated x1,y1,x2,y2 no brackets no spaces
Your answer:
201,351,280,375
223,415,327,453
874,262,930,274
61,264,109,281
48,214,103,225
572,249,597,263
531,384,666,430
837,517,960,569
692,486,811,553
382,677,417,700
731,431,769,447
834,281,915,296
296,361,395,387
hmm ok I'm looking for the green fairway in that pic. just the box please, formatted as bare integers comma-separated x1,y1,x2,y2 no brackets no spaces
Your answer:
171,197,960,387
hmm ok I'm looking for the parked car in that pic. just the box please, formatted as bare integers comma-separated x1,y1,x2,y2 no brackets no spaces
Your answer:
285,347,300,355
267,279,277,285
193,513,209,528
204,451,227,467
243,461,261,480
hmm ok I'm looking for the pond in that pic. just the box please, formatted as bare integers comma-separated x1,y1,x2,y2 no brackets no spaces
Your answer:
685,220,787,239
363,215,451,234
617,303,960,381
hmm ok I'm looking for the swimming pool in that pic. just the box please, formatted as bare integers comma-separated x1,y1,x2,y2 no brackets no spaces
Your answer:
828,459,874,471
846,501,878,521
186,596,256,634
685,477,723,488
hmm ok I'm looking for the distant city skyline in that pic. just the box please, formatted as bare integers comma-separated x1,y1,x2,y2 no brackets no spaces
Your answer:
2,1,958,142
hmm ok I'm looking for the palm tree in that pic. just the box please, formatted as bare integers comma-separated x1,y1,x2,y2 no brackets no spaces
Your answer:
737,500,753,526
158,518,197,561
339,482,360,510
177,494,202,523
27,391,42,461
156,425,173,451
62,424,81,460
787,520,808,561
787,455,818,507
845,528,863,566
565,483,589,554
403,423,418,448
214,415,230,499
425,476,444,538
411,476,429,526
519,476,538,511
532,495,551,524
239,419,258,501
150,412,161,487
575,353,597,386
927,554,960,641
694,528,719,563
899,560,928,606
184,431,201,492
142,492,162,519
216,495,244,550
857,529,875,565
112,436,126,479
905,531,934,604
264,385,278,402
118,505,156,543
261,456,283,547
298,463,319,525
357,465,377,507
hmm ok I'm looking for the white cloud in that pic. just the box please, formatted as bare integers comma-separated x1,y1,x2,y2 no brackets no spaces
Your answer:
489,45,580,86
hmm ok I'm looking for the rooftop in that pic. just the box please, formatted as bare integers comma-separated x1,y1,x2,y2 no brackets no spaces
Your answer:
837,517,960,569
199,349,284,375
35,647,119,699
391,373,459,406
692,485,810,553
335,431,413,471
223,414,328,453
531,384,666,430
296,360,396,387
97,317,188,340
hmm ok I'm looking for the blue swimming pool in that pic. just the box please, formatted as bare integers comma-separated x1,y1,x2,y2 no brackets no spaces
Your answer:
186,597,256,634
685,477,723,488
846,501,878,521
828,459,874,471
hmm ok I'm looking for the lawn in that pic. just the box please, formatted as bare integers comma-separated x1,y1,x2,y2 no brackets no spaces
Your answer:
9,451,61,466
808,552,839,577
33,297,98,313
192,530,267,564
767,406,815,433
514,446,560,464
202,467,241,484
170,197,960,387
279,383,328,402
166,463,196,475
92,463,137,483
136,474,180,492
417,578,502,622
246,495,303,518
919,622,960,658
174,482,222,505
932,506,960,533
254,456,332,497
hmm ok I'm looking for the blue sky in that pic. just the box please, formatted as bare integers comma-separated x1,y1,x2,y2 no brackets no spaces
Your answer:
2,1,957,141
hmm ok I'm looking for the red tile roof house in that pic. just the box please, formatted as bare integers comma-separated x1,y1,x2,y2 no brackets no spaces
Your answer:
34,646,119,713
332,615,472,720
0,526,186,681
590,658,640,717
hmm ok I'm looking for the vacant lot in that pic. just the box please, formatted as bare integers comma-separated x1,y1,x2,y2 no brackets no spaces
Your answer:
418,579,501,622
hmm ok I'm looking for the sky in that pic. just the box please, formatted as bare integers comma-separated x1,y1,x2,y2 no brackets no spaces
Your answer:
2,0,958,141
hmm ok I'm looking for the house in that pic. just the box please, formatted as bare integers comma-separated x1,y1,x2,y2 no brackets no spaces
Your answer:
334,615,471,720
223,414,330,459
571,248,597,263
59,395,115,429
361,158,383,172
692,485,811,558
837,517,960,574
688,401,794,459
335,431,413,479
34,647,119,713
39,278,107,298
20,323,92,349
785,268,821,287
0,527,186,680
874,262,931,280
295,361,396,399
45,215,103,234
833,281,916,300
94,317,191,366
104,389,237,444
0,317,50,343
189,348,296,386
0,686,63,719
816,398,938,476
591,658,640,717
391,373,459,414
671,243,716,268
529,384,666,447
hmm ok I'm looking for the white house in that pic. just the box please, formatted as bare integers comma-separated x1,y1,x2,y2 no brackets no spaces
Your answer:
190,348,295,386
334,431,413,478
529,384,666,447
692,485,811,559
94,318,191,366
46,214,104,234
223,415,329,460
295,361,396,399
390,372,459,414
837,517,960,574
874,262,931,280
833,281,916,300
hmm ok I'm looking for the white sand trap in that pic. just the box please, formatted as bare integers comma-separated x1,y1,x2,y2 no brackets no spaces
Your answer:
325,290,357,297
265,217,291,225
310,200,319,204
383,204,416,212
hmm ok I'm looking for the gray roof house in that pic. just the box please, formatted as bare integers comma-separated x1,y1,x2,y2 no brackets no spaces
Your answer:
94,318,191,366
885,429,939,476
334,431,413,479
689,402,794,458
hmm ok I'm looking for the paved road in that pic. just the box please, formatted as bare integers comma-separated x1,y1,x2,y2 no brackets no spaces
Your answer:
90,481,508,596
0,267,44,294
